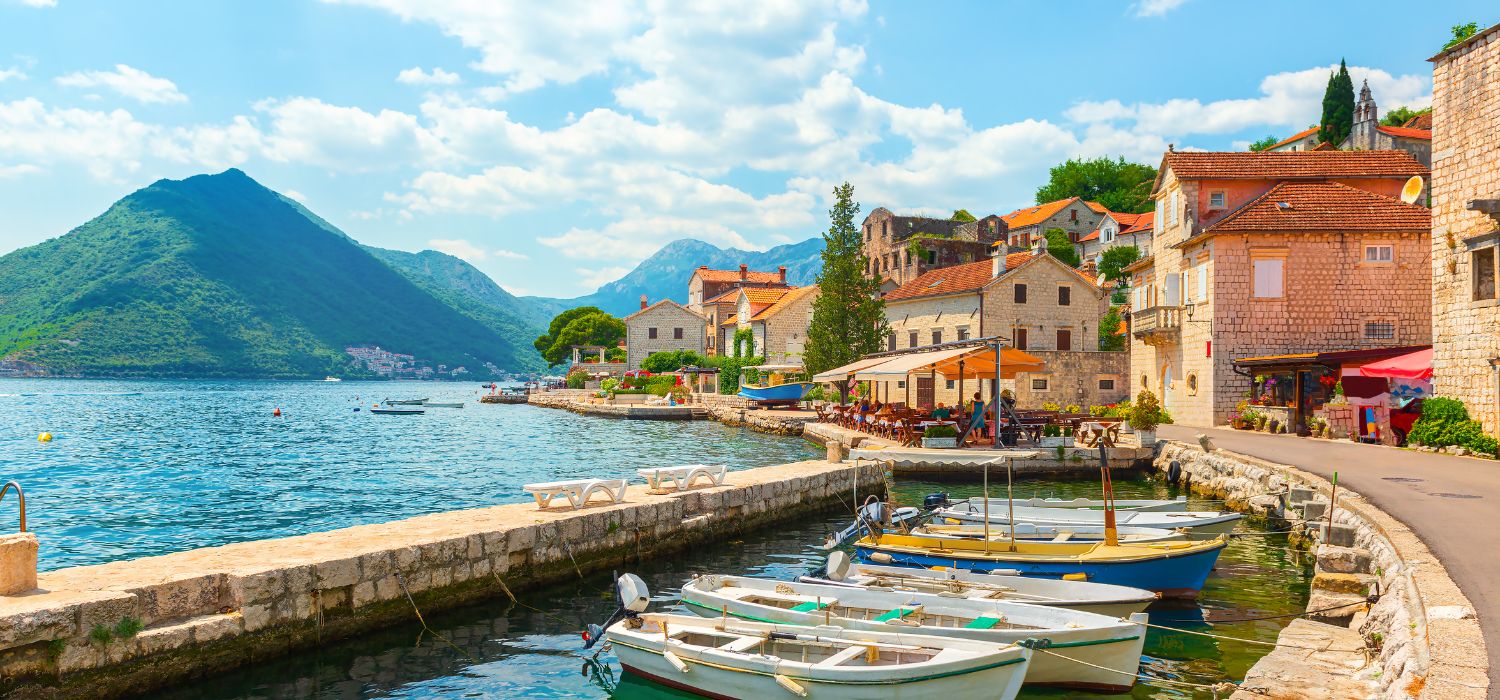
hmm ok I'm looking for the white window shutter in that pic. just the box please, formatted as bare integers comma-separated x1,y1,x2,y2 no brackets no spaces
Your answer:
1164,274,1181,306
1197,265,1208,300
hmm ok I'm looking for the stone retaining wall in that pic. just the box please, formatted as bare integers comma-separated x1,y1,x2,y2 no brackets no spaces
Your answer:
1156,441,1487,699
0,460,885,699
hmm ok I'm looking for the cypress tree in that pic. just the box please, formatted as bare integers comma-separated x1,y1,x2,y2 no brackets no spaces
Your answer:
1319,59,1355,147
803,182,886,397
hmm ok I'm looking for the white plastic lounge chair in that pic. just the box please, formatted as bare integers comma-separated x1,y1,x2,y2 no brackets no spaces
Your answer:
636,464,728,492
522,478,630,510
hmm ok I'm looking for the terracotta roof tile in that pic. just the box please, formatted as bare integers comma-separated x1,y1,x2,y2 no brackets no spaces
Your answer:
1402,112,1432,130
750,284,818,321
702,289,743,304
1161,150,1428,181
693,268,787,284
1122,214,1155,234
1110,212,1145,228
1201,181,1430,234
1079,229,1101,243
885,255,1026,302
1269,127,1320,150
1083,201,1108,214
1001,198,1080,228
1376,125,1431,140
742,288,791,305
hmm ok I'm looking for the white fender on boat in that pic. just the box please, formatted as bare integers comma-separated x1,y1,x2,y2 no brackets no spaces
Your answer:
869,552,893,564
775,674,808,696
663,649,690,673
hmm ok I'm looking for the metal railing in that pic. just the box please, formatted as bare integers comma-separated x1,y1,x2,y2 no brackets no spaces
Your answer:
1,481,24,532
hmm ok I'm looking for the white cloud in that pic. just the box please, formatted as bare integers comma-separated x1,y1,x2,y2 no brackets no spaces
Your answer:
0,67,26,82
56,64,186,104
0,163,42,178
254,97,447,171
19,0,56,7
575,265,633,290
427,238,489,261
396,66,461,85
491,248,528,260
541,216,761,261
1134,0,1188,17
0,98,167,179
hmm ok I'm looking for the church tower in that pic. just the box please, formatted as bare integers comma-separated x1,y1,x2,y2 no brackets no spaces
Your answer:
1348,79,1378,150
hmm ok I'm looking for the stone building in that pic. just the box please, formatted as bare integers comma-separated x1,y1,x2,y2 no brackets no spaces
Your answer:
687,264,791,355
1127,149,1431,427
1267,127,1322,153
860,208,1006,288
720,285,820,366
1001,197,1107,249
623,297,707,370
1342,80,1433,167
879,249,1125,408
1429,22,1500,436
1078,211,1153,269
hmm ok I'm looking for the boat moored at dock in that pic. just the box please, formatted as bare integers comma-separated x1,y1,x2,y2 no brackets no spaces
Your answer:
938,498,1243,535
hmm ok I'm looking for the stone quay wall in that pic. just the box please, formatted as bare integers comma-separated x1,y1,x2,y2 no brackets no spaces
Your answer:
0,459,885,699
1156,441,1487,699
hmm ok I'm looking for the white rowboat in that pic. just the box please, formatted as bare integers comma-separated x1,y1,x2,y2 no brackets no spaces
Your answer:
606,612,1030,700
680,575,1147,692
915,521,1186,543
939,499,1242,535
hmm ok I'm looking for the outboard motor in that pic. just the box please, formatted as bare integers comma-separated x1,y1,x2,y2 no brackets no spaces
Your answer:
582,573,650,650
923,492,951,511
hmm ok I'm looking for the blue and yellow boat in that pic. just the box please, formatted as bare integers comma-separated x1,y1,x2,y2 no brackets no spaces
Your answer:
854,533,1227,599
737,364,813,405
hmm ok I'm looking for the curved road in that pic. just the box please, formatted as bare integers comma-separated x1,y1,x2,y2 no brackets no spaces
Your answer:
1161,425,1497,697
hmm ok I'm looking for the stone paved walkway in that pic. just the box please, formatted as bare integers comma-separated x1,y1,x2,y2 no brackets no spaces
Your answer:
1161,425,1499,698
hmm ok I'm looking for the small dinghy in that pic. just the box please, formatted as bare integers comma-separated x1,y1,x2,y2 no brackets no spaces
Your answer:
799,552,1158,617
370,406,424,415
423,402,464,408
938,498,1242,535
589,574,1030,700
680,574,1147,692
384,398,428,406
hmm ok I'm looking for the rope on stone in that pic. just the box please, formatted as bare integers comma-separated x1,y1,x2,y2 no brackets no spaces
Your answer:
394,571,479,663
1196,598,1375,623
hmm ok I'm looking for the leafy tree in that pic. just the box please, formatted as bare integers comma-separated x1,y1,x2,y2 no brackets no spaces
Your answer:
536,307,626,367
1034,157,1157,214
1098,307,1125,351
1043,228,1081,268
1319,60,1355,147
1247,135,1280,152
1097,246,1141,284
804,182,886,399
1444,22,1480,50
1380,106,1430,127
535,306,605,357
951,209,977,222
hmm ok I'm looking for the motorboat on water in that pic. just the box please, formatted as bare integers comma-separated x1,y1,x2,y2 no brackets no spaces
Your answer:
1010,495,1189,512
737,364,813,406
423,401,464,408
384,398,428,406
323,376,341,382
370,406,424,415
680,573,1148,691
916,521,1187,543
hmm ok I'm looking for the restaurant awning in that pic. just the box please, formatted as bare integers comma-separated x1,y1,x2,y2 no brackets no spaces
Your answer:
1358,347,1433,380
929,346,1047,379
853,346,973,380
811,356,895,382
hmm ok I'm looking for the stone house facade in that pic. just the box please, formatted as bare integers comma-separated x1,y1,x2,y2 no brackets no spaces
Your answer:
720,286,819,366
687,265,790,355
1078,211,1153,269
860,208,1006,288
1002,197,1106,248
623,297,707,370
1008,350,1129,409
1267,127,1322,153
1429,22,1500,436
1342,80,1433,168
1127,150,1431,427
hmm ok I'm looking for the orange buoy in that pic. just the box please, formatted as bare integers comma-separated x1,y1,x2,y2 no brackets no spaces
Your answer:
273,407,282,417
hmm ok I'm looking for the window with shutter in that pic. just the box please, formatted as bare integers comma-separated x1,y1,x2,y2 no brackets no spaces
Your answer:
649,327,658,339
1014,284,1027,303
1056,329,1071,351
1252,258,1284,298
909,331,919,348
1014,328,1028,350
931,330,943,345
1058,287,1070,306
673,327,683,340
1197,264,1208,300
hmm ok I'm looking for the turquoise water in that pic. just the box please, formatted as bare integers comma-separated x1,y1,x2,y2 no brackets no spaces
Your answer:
0,379,819,570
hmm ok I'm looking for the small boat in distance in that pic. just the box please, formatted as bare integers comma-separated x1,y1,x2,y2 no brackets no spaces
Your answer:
384,398,428,405
737,364,813,406
323,376,341,382
370,406,424,415
424,402,464,408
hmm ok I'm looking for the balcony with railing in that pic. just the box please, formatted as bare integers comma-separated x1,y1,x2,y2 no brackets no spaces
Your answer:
1131,305,1183,344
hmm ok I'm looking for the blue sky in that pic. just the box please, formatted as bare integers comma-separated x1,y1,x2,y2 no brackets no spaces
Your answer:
0,1,1489,297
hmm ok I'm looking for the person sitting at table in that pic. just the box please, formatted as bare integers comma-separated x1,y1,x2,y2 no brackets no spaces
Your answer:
930,402,951,420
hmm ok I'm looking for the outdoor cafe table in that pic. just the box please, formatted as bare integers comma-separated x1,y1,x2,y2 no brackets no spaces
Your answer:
1076,420,1122,447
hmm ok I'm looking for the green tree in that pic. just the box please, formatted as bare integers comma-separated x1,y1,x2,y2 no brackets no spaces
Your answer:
1098,307,1125,351
1247,135,1280,152
535,307,626,367
1043,228,1081,268
1380,106,1430,127
951,209,977,222
1319,59,1355,147
1034,157,1157,214
804,182,886,398
640,349,706,373
1444,22,1480,50
1097,246,1141,284
535,306,605,356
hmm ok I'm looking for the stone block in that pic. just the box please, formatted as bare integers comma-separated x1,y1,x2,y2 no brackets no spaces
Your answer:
55,640,100,674
77,590,138,633
0,532,39,595
351,581,377,608
314,557,360,589
1316,545,1373,575
359,551,395,580
1314,523,1357,548
240,603,274,632
1312,571,1375,596
1287,487,1315,506
0,597,80,648
466,534,484,561
228,568,284,605
393,545,420,571
1301,501,1327,521
193,612,243,643
136,572,224,623
507,525,537,552
134,619,195,656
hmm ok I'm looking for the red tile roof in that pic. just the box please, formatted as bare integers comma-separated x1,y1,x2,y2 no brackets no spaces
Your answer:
750,284,818,321
1001,197,1103,229
1269,127,1320,150
884,254,1033,301
1110,212,1145,228
693,268,787,284
1402,113,1432,130
1161,150,1428,182
1122,214,1155,235
1078,229,1100,243
1201,181,1430,234
1376,125,1431,140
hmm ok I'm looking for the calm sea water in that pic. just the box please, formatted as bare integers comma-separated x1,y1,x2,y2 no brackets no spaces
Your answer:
0,379,1311,698
0,379,819,570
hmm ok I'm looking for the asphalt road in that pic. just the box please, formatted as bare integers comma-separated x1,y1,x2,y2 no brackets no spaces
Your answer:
1161,425,1499,696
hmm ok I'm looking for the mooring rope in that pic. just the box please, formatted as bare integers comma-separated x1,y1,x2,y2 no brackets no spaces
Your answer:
1024,645,1240,698
393,571,480,663
1127,617,1366,653
1198,599,1372,623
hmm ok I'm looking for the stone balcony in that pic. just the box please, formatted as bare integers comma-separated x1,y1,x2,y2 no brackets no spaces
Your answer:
1131,305,1183,345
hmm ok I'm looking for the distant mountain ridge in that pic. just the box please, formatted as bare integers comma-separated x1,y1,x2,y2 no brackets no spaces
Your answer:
0,169,547,377
527,237,825,316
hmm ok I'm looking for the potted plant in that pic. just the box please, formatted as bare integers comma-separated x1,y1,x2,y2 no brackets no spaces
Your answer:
921,424,959,449
1129,390,1164,446
1039,423,1074,447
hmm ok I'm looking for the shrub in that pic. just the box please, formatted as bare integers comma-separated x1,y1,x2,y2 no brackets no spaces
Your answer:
600,377,620,391
1128,390,1164,431
923,424,958,439
1409,397,1497,456
641,350,706,373
565,368,589,389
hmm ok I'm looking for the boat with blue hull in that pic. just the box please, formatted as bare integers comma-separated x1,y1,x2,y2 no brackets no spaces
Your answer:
736,364,813,405
854,533,1228,599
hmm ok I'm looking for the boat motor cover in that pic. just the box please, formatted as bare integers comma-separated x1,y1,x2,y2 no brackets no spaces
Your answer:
924,492,951,510
618,573,650,613
825,551,851,582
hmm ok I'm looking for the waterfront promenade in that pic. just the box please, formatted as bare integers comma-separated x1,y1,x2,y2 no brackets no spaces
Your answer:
1162,425,1499,699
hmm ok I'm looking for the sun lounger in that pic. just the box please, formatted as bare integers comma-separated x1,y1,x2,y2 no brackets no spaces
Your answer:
636,464,729,491
522,478,630,510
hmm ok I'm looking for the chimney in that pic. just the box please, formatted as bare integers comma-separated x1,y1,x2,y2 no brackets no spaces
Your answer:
778,265,787,284
739,263,748,281
698,265,708,271
640,294,648,310
991,245,1010,278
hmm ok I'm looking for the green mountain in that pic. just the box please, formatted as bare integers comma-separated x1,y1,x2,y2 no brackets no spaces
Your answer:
0,169,543,377
527,237,825,317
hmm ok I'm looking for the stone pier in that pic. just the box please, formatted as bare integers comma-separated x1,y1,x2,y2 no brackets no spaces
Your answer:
0,459,884,699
